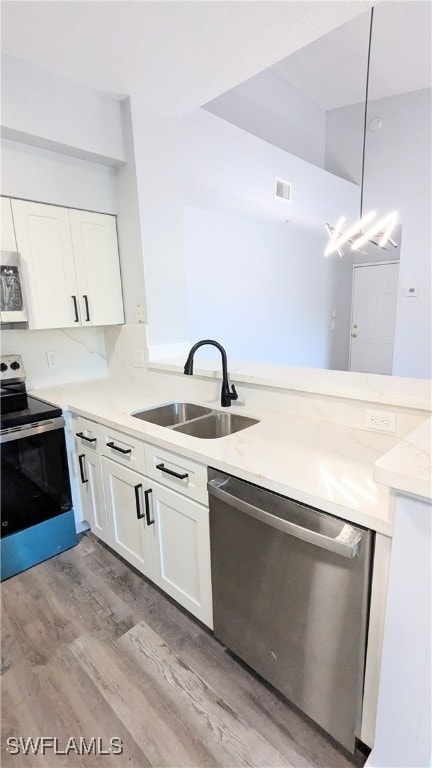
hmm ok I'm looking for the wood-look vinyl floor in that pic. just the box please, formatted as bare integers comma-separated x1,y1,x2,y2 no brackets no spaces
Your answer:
1,534,365,768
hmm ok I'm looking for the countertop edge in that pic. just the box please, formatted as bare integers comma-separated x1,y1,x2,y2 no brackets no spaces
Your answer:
373,418,432,502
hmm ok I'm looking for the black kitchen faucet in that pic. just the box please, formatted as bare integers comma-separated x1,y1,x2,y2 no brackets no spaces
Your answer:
184,339,238,407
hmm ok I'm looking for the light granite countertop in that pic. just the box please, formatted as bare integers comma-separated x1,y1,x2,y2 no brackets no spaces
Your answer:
28,374,426,537
374,417,432,500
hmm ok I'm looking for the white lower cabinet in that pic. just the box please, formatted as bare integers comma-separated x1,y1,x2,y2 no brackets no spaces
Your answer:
70,416,213,628
77,448,109,545
149,481,213,628
101,457,153,580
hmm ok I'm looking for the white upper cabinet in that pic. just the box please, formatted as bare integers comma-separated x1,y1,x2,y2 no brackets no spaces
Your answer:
69,209,124,326
12,199,79,329
11,199,124,330
1,198,17,251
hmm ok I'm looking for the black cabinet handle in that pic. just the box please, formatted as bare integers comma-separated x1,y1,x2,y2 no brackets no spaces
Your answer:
83,294,90,322
135,483,144,519
144,489,155,526
78,454,88,484
76,432,97,444
106,441,132,455
72,295,79,322
155,463,188,480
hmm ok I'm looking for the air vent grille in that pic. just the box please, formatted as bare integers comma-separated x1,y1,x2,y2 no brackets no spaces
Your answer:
275,178,291,201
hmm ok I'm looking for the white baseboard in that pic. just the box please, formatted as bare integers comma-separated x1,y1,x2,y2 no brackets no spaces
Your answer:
76,520,90,534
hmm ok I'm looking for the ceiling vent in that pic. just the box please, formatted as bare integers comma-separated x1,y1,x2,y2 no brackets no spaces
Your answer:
275,177,291,202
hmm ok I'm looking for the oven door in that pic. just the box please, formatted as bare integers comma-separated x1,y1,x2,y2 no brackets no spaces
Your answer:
1,418,72,537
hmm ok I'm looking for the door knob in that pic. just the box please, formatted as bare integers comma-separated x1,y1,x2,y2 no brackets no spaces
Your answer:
351,333,358,338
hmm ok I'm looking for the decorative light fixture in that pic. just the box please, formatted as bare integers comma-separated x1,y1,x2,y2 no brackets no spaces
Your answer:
324,8,398,258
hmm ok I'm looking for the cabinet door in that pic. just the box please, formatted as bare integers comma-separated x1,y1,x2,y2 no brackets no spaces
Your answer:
1,197,17,251
149,481,213,628
102,457,153,578
76,448,109,545
69,209,124,326
11,200,79,329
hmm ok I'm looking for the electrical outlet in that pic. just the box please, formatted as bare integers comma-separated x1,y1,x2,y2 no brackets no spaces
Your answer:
46,351,56,369
365,409,396,432
133,349,145,368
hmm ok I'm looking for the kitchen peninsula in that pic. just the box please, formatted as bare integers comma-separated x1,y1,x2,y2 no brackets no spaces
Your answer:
30,358,431,758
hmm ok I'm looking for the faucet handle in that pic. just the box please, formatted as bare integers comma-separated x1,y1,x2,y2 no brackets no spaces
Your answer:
230,384,238,401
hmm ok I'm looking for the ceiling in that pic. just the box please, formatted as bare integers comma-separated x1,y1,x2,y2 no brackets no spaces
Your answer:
0,0,372,116
271,1,432,111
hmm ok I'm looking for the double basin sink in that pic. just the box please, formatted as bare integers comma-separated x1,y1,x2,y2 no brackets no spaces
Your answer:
131,402,259,439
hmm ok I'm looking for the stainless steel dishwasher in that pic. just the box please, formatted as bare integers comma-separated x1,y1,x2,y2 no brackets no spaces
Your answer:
208,469,373,753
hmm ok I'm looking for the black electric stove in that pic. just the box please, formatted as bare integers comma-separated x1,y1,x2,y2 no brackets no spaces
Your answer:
0,356,61,429
1,354,76,580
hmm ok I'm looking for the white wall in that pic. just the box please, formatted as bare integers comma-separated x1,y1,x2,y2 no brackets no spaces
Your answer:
363,89,431,379
181,110,358,369
129,97,188,349
115,100,147,325
205,68,326,169
1,138,118,213
325,101,364,185
1,54,125,165
326,89,431,379
183,109,359,226
184,205,352,370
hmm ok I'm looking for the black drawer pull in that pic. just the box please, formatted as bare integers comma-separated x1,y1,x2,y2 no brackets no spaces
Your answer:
144,489,155,526
155,463,188,480
78,454,88,484
83,294,90,322
135,483,144,519
107,442,132,453
76,432,97,444
106,441,132,455
72,295,79,322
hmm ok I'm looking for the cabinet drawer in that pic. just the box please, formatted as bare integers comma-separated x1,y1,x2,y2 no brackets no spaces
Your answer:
73,415,100,453
100,425,145,474
145,444,208,505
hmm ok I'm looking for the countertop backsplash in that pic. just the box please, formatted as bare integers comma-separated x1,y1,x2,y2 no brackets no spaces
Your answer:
1,327,108,388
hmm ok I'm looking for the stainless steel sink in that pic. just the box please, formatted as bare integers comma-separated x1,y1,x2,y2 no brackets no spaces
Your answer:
173,412,259,439
131,402,212,427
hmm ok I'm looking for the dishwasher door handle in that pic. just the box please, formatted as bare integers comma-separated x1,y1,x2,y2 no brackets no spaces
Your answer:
208,481,362,559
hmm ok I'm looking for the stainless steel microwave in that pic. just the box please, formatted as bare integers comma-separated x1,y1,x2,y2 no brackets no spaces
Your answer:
0,251,28,323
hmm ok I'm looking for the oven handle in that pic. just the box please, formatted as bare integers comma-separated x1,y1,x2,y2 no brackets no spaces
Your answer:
0,417,65,444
